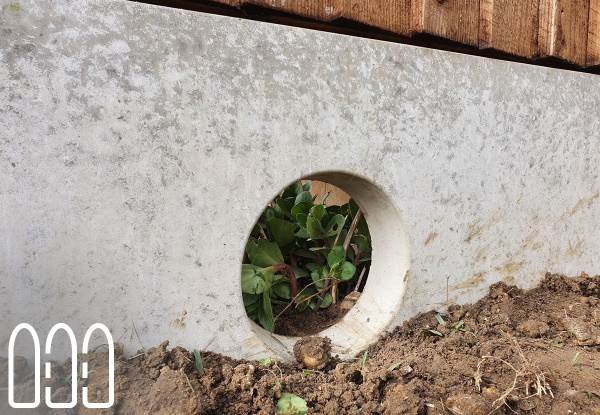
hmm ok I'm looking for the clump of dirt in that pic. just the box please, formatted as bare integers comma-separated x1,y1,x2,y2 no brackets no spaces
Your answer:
293,337,332,370
4,273,600,414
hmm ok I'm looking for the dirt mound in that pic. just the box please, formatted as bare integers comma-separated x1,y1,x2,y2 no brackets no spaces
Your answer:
4,273,600,414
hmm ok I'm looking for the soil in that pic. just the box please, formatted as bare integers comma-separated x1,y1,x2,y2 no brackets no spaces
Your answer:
3,272,600,414
275,290,362,337
275,301,351,336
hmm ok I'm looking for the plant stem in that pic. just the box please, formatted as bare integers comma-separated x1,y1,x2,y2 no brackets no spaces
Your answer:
343,209,362,252
274,277,335,321
332,208,362,303
271,263,298,298
332,214,349,247
354,267,366,292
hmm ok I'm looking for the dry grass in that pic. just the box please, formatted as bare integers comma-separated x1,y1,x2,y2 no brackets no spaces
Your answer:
474,334,553,413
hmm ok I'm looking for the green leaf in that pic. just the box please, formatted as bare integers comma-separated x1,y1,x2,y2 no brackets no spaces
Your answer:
428,329,444,337
243,292,259,305
276,393,308,415
295,191,312,205
259,290,275,332
291,202,313,219
320,293,333,308
302,182,311,192
360,350,368,369
357,216,370,239
261,269,275,290
352,234,371,254
293,250,317,261
327,245,345,268
295,286,316,312
246,240,284,267
275,198,295,219
267,218,297,247
294,226,309,239
348,199,360,217
272,282,291,299
309,204,326,221
292,266,309,279
435,313,446,326
282,182,303,199
306,205,327,239
333,229,347,246
339,261,356,281
193,350,203,372
311,267,325,289
325,214,346,237
241,264,265,294
264,207,276,222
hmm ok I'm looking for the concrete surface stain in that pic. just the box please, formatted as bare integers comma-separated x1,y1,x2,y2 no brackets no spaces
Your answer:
7,3,21,12
424,232,438,246
451,272,486,290
170,310,188,330
564,192,600,217
495,261,526,282
465,214,501,243
566,238,585,258
521,231,541,250
475,244,490,262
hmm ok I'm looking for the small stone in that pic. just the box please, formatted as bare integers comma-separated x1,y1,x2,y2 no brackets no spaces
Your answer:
562,317,600,346
293,336,331,370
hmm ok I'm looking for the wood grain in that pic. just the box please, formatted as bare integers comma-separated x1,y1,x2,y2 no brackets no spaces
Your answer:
539,0,590,65
247,0,342,21
479,0,539,58
212,0,241,6
207,0,598,68
589,0,600,65
343,0,413,35
414,0,480,46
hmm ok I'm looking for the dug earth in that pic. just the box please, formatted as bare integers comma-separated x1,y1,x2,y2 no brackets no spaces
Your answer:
2,273,600,414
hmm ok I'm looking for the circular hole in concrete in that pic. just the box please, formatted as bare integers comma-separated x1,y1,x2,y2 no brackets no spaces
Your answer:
242,171,410,359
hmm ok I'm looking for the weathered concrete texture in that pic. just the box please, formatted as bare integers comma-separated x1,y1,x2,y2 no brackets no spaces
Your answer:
1,0,599,360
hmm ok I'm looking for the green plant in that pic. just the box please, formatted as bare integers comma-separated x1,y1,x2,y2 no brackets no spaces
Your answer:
193,349,203,372
242,181,371,331
276,393,308,415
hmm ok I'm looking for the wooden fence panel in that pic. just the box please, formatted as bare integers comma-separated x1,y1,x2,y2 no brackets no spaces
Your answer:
539,0,590,65
589,0,600,65
479,0,539,58
413,0,480,45
247,0,342,21
344,0,413,35
208,0,598,67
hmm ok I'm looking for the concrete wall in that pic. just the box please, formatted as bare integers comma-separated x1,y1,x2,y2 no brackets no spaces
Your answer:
1,0,599,361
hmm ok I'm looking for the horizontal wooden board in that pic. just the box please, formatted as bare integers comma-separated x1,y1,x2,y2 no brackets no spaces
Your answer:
418,0,480,46
539,0,590,65
479,0,539,58
207,0,598,67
